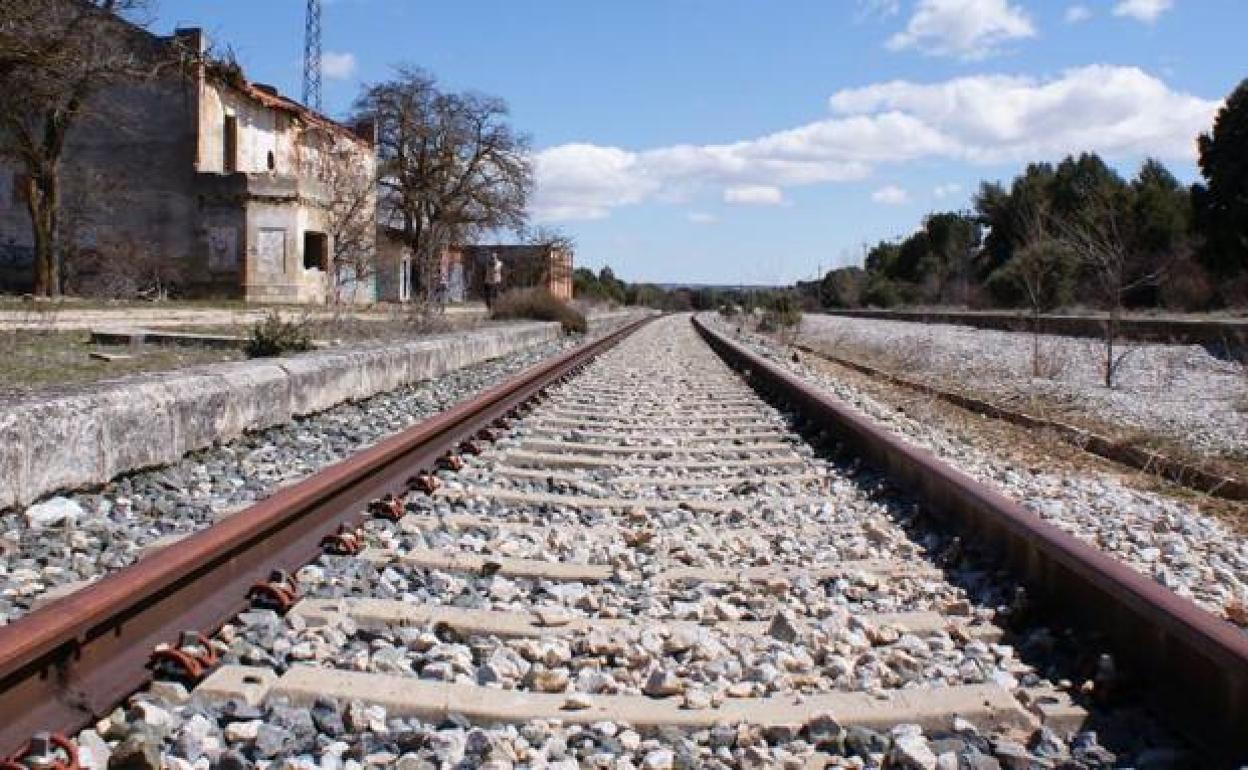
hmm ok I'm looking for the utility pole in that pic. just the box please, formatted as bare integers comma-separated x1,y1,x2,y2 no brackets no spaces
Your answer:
302,0,322,110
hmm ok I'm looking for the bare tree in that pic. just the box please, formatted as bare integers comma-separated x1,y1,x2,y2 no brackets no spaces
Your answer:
316,137,377,304
0,0,165,297
56,165,180,299
1011,205,1077,377
353,68,532,305
1055,187,1166,387
526,225,576,255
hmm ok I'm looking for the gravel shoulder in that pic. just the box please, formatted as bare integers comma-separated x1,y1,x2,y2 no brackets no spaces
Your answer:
713,318,1248,630
796,313,1248,477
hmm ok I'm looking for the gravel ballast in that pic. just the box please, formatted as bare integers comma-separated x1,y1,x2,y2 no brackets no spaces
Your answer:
797,313,1248,460
0,335,586,625
718,318,1248,630
61,315,1191,770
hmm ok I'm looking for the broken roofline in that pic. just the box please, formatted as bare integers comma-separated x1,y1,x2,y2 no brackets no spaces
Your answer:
151,19,373,149
78,0,375,149
223,76,375,149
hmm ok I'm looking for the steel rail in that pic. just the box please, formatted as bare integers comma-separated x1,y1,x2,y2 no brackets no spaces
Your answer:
0,316,652,755
692,315,1248,761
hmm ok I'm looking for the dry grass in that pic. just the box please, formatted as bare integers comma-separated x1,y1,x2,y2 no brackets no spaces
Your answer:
0,329,241,401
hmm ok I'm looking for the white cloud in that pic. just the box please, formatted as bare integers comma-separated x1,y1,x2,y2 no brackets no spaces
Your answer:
1113,0,1174,23
1064,5,1092,23
933,183,963,199
872,185,910,205
686,212,718,224
321,52,357,80
532,66,1217,222
530,144,659,221
724,185,785,205
828,64,1216,163
886,0,1035,60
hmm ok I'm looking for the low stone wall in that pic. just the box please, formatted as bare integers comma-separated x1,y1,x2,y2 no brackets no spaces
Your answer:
0,313,637,509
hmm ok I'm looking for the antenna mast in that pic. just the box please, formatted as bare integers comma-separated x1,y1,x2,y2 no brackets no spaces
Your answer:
302,0,323,110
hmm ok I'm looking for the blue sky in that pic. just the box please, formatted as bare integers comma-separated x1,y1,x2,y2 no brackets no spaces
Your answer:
155,0,1245,285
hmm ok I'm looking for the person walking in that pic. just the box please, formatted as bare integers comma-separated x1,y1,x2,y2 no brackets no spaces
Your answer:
485,251,504,309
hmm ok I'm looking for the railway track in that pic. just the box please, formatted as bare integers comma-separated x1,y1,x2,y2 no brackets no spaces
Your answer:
0,314,1245,768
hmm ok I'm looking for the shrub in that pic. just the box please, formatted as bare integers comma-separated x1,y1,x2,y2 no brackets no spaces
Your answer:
984,240,1079,310
491,288,587,334
1159,256,1216,311
861,276,903,308
66,237,184,300
757,294,802,333
245,311,314,358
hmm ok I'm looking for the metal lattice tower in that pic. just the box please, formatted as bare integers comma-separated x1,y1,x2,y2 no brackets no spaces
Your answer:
302,0,323,110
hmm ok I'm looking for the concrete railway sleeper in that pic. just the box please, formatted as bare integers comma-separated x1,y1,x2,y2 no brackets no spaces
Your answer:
0,314,1242,768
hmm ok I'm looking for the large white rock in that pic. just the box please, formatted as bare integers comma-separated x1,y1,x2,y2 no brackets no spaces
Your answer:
24,496,84,528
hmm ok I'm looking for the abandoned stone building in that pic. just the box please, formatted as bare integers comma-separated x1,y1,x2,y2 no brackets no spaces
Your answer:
376,241,574,303
0,24,377,303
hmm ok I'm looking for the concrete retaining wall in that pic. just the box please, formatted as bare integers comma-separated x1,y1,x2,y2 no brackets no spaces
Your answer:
0,313,637,509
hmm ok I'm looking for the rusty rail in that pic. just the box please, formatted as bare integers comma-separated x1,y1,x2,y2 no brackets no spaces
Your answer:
693,316,1248,760
0,317,651,755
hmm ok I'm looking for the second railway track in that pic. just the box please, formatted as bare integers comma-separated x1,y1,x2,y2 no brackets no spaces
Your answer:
0,314,1245,768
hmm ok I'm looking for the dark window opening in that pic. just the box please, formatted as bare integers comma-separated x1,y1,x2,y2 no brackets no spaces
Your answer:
223,115,238,173
267,151,275,172
303,231,329,271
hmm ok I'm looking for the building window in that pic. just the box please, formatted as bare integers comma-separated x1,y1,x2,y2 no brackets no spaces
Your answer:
303,231,329,271
223,114,238,173
267,151,275,172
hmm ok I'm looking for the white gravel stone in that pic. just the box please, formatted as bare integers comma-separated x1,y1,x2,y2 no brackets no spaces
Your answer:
78,314,1191,770
23,497,84,528
798,313,1248,458
723,318,1248,629
0,337,588,623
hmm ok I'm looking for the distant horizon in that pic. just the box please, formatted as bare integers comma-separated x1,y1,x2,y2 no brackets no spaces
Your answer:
653,282,787,291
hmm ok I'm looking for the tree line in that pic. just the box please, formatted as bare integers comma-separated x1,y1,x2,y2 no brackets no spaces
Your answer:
571,266,801,318
799,78,1248,315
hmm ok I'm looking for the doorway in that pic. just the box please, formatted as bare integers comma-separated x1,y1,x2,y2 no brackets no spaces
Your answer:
303,231,329,271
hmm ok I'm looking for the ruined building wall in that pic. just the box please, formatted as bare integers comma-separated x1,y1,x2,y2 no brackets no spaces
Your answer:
0,75,201,295
195,79,376,304
0,26,377,304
